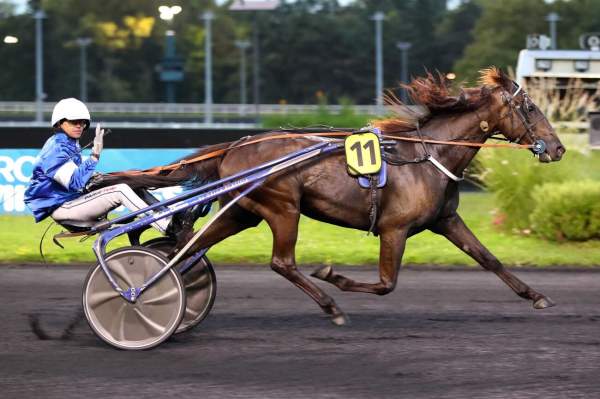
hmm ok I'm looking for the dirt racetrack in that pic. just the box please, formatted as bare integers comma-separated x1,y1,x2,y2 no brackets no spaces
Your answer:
1,264,600,398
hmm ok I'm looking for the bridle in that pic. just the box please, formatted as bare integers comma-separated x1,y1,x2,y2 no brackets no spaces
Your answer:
108,83,552,179
499,83,547,155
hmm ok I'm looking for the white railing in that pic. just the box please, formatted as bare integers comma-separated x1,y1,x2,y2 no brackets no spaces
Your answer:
0,101,379,115
0,102,590,133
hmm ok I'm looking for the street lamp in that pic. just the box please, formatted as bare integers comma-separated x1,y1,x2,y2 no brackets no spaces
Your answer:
3,35,18,44
158,5,183,103
234,40,251,115
76,37,92,101
546,12,560,50
230,0,280,122
372,11,385,115
159,5,182,21
201,11,215,124
396,41,412,103
33,9,46,123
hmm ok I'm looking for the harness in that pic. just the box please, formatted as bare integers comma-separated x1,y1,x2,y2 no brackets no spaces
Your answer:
103,83,548,237
342,83,549,234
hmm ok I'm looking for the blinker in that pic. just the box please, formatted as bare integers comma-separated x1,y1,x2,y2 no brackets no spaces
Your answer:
532,139,546,155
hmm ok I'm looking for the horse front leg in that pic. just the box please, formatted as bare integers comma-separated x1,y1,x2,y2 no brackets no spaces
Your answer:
266,210,349,326
311,228,408,295
431,213,555,309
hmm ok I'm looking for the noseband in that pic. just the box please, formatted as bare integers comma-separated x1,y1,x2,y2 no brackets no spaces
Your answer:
500,84,547,155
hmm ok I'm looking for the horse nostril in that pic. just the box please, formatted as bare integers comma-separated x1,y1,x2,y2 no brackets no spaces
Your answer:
556,145,566,158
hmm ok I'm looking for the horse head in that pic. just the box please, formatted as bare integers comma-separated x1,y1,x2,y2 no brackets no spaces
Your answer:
480,67,565,163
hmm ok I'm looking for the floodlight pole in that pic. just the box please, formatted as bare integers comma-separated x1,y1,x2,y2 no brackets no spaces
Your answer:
546,12,560,50
34,10,46,122
396,41,412,103
164,30,176,103
372,11,385,115
230,1,279,123
76,37,92,101
235,40,251,115
252,15,261,120
202,11,214,124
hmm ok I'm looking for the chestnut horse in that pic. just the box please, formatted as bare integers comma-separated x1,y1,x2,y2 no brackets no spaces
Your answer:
94,68,565,325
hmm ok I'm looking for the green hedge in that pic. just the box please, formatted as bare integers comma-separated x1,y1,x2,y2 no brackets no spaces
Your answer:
260,97,374,129
261,112,372,130
474,134,600,233
474,146,582,229
530,180,600,241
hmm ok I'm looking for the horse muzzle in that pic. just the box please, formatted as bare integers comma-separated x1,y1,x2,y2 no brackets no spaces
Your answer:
534,139,565,163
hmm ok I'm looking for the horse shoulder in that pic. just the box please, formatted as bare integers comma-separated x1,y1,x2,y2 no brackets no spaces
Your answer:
380,167,455,227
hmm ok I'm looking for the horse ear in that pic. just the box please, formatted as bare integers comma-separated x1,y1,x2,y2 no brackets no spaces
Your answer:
497,69,514,91
479,66,512,90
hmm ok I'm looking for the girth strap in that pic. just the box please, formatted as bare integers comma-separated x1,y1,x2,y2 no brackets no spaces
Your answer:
366,176,380,236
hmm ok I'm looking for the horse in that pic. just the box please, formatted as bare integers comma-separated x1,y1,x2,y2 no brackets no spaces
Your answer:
92,67,565,325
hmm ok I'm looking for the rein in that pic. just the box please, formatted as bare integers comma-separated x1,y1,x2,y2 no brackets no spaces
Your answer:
121,130,536,177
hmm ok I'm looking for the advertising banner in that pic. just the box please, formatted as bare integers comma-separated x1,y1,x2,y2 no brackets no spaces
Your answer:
0,149,196,214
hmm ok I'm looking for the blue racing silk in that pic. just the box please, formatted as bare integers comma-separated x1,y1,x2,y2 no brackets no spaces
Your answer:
24,131,98,222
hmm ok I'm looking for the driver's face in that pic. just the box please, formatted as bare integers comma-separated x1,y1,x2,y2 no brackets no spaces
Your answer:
60,119,87,139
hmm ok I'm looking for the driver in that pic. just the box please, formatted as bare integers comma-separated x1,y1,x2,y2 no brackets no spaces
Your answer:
24,97,171,233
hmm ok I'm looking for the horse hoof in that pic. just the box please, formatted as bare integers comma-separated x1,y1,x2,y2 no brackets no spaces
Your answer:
331,313,349,326
311,265,332,281
533,296,556,309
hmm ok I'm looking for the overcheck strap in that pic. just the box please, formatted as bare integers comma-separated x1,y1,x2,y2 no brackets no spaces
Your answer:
112,130,535,177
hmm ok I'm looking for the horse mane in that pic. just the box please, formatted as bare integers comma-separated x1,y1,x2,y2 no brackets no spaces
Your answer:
372,67,511,133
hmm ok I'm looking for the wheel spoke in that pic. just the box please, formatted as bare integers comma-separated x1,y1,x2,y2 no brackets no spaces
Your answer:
109,260,134,287
141,255,160,281
184,307,200,319
87,289,121,309
108,301,128,341
185,273,210,291
133,307,166,335
141,286,179,306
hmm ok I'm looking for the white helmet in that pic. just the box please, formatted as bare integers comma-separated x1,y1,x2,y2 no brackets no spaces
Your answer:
51,98,91,129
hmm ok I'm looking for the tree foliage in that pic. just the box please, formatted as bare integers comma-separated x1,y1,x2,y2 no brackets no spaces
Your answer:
0,0,596,103
453,0,549,84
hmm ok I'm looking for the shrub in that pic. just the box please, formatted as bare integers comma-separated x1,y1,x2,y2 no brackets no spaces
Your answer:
475,146,580,229
474,145,588,229
261,111,373,130
530,180,600,241
523,78,600,130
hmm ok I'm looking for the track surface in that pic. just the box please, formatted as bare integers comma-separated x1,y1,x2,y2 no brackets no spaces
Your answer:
1,264,600,398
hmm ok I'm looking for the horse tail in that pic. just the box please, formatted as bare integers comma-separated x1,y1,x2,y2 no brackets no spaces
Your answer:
90,142,231,190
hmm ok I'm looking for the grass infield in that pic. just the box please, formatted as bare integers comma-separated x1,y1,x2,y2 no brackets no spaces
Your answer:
2,192,600,267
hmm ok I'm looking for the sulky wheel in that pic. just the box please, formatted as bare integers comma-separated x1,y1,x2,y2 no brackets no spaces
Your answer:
143,237,217,334
82,247,185,350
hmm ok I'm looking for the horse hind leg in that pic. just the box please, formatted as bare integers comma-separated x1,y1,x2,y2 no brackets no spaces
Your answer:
181,203,263,255
432,213,555,309
311,229,408,295
265,210,349,325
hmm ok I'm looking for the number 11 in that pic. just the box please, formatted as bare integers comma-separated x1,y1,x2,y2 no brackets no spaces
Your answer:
350,140,376,166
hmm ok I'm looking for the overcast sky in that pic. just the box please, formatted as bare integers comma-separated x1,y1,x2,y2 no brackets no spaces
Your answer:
9,0,358,13
215,0,355,5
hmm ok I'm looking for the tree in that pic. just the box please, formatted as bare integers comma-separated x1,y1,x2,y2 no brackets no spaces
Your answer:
0,0,481,104
260,1,374,103
553,0,600,50
453,0,549,84
0,12,35,100
432,0,481,74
